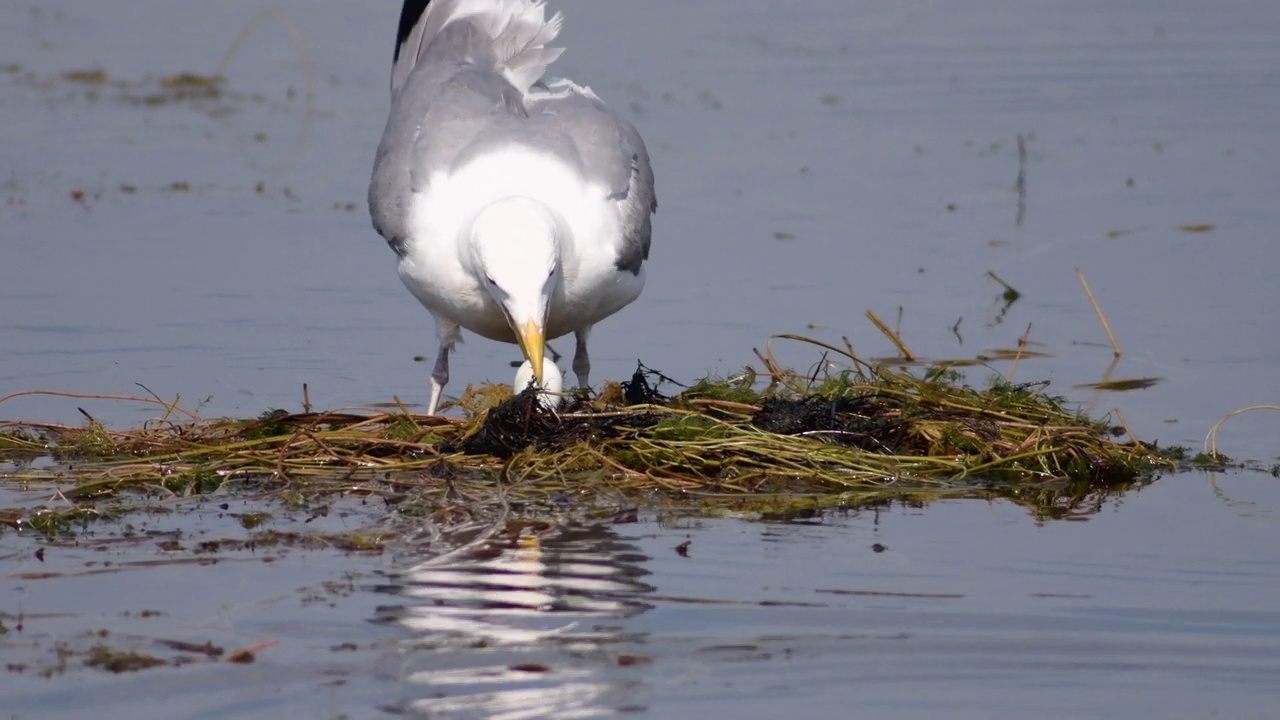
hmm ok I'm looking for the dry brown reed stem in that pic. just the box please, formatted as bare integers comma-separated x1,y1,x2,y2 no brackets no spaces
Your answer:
1111,407,1139,445
0,389,200,421
865,311,915,361
1006,322,1033,383
767,333,876,376
1205,405,1280,456
1075,267,1122,356
752,347,785,381
686,399,761,415
842,336,861,364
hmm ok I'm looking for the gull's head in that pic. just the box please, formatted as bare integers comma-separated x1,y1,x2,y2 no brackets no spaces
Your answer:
469,197,563,385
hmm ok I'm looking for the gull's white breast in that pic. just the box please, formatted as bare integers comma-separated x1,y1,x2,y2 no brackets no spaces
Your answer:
398,146,642,342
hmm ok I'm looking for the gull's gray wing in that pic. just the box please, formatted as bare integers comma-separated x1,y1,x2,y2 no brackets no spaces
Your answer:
370,24,527,256
527,81,656,274
371,1,562,256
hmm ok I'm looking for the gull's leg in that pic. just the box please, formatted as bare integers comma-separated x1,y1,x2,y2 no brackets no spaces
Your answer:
427,349,448,416
427,320,461,416
572,326,592,389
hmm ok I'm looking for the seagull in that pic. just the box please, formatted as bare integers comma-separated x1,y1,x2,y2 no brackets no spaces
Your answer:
369,0,657,415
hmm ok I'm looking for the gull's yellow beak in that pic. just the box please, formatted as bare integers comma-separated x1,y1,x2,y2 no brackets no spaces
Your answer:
515,318,544,384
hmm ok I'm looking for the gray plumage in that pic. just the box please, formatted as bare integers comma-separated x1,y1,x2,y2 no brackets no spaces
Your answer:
367,0,656,415
370,9,654,269
526,81,656,273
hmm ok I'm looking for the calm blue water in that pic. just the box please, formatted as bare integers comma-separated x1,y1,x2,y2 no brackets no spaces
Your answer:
2,0,1279,717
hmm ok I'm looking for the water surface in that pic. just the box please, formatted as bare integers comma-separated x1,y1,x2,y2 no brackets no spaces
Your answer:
2,1,1279,717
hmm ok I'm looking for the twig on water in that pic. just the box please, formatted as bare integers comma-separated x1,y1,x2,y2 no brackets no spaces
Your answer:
1007,322,1033,383
1076,267,1122,357
1015,133,1028,227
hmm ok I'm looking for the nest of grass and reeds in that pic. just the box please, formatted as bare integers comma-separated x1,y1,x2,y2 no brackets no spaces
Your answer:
0,336,1180,535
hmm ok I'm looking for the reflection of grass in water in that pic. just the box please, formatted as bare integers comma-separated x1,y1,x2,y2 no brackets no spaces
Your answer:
45,66,227,106
1074,377,1162,392
4,10,313,121
85,645,167,673
6,64,323,209
29,9,313,112
3,10,323,209
26,632,276,676
0,339,1189,533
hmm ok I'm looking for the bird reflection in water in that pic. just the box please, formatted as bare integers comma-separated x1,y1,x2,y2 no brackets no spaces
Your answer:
372,521,655,719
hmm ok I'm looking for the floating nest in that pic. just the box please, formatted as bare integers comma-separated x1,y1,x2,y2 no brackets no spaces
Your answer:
0,352,1180,533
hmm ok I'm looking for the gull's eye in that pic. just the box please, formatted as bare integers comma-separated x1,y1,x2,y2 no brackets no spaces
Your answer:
547,267,555,278
485,274,496,286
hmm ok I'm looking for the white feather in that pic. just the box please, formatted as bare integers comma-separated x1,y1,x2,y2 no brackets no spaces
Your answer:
403,146,633,343
395,0,563,95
